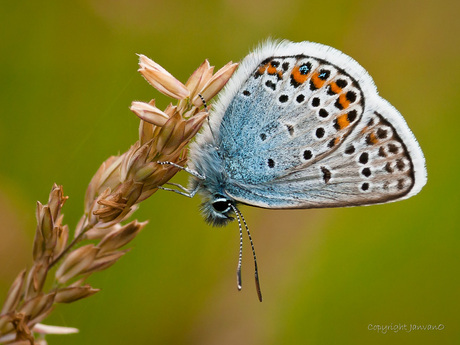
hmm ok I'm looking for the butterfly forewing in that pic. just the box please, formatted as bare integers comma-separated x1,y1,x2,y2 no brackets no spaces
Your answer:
219,55,365,186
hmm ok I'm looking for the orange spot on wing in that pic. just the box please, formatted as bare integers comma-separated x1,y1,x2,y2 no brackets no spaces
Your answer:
311,73,326,89
367,132,378,145
336,114,350,130
291,65,309,84
267,65,277,75
258,63,269,74
338,93,350,109
329,82,342,94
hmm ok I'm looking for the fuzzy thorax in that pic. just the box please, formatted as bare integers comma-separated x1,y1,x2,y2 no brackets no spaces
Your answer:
188,142,238,226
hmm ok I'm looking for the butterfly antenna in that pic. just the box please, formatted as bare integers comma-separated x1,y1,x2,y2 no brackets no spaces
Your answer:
230,204,244,291
198,93,208,112
230,204,263,302
239,209,263,302
198,93,217,143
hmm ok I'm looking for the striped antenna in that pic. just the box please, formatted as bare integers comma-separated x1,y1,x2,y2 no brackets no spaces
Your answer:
230,204,262,302
198,93,208,111
198,93,216,142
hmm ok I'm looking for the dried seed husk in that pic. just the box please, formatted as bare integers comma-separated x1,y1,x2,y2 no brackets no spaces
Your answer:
97,220,146,255
83,251,128,274
55,285,99,304
19,292,55,321
1,270,26,314
55,245,99,284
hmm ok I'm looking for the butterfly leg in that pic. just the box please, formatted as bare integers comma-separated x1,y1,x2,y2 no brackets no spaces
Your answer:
158,183,200,198
165,182,191,193
157,161,206,180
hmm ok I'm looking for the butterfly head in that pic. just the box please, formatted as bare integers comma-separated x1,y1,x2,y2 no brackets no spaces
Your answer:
200,193,236,227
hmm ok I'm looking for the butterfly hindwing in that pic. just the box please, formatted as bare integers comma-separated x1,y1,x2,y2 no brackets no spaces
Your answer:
228,103,421,209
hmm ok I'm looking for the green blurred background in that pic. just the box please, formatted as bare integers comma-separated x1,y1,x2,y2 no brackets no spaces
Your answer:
0,0,458,344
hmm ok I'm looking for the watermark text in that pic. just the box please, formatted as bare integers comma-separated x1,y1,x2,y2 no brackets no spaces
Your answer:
368,323,444,334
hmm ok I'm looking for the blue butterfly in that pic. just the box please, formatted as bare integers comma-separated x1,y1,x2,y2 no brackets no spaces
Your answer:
162,40,427,301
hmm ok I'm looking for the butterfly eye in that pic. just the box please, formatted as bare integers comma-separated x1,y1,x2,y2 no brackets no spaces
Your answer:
212,199,231,213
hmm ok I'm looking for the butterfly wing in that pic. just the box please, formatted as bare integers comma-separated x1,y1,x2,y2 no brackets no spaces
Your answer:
196,40,427,209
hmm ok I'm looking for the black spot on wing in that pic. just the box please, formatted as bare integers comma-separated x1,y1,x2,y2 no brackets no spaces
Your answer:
265,80,276,90
303,150,312,160
359,152,369,164
345,145,355,154
315,127,325,138
321,166,331,183
279,95,288,103
319,109,329,118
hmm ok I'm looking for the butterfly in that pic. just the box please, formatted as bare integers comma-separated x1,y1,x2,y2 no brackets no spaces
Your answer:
162,40,427,301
